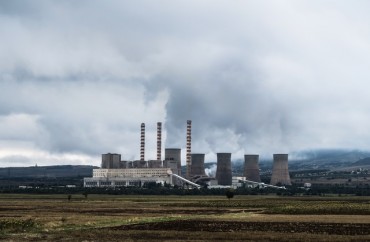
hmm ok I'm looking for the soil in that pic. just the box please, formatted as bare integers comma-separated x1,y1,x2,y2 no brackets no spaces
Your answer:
112,220,370,235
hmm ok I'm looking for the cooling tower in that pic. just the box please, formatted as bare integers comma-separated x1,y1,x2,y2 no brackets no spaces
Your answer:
157,122,162,161
244,155,261,182
216,153,232,185
190,154,206,177
140,123,145,161
270,154,291,186
101,153,121,169
165,148,181,174
165,148,181,185
186,120,192,178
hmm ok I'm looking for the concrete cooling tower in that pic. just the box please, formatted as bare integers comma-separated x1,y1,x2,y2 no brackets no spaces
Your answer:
101,153,121,169
244,155,261,182
190,154,206,177
216,153,232,185
164,148,181,175
270,154,291,186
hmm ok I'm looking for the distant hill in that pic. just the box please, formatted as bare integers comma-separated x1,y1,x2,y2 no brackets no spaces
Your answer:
352,157,370,166
291,149,370,164
199,149,370,173
0,165,98,178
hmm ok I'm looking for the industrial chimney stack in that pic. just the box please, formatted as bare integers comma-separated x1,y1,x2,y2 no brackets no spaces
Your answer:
140,123,145,161
270,154,291,185
244,155,261,182
186,120,192,178
157,122,162,161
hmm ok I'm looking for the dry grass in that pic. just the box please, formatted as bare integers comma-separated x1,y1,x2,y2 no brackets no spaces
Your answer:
0,194,370,241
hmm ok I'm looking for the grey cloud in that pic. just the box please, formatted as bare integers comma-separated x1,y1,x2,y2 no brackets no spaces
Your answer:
1,1,370,166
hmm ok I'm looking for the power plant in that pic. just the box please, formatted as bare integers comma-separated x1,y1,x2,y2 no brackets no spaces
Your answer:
244,155,261,182
270,154,291,186
84,121,291,189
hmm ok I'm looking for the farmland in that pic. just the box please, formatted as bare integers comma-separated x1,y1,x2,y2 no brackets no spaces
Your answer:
0,194,370,241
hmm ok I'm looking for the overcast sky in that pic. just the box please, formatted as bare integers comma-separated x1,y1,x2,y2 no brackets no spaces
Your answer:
1,0,370,167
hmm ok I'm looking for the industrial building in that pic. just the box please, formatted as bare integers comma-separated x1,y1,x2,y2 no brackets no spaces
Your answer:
84,151,183,187
83,120,291,188
84,122,189,187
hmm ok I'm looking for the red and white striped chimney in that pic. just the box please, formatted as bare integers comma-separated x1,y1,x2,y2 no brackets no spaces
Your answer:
186,120,192,178
157,122,162,161
140,123,145,161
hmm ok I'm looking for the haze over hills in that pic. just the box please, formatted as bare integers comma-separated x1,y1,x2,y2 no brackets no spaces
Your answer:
209,149,370,174
0,165,97,178
0,149,369,178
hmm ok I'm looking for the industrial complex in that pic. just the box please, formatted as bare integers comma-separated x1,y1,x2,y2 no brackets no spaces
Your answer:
84,121,291,189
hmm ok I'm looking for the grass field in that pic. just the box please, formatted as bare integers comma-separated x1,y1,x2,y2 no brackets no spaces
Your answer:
0,194,370,241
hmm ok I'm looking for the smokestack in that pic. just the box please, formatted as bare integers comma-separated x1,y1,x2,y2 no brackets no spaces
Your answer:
216,153,232,185
157,122,162,161
270,154,291,186
190,154,206,177
186,120,192,178
244,155,261,182
140,123,145,161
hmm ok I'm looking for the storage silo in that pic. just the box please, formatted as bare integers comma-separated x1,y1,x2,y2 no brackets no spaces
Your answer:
244,154,261,182
270,154,291,185
216,153,232,185
190,154,206,177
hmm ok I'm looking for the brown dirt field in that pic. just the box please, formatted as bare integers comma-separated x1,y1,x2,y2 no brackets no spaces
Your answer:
113,220,370,235
1,195,370,241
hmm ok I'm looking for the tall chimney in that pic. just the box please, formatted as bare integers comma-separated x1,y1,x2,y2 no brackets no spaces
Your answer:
140,123,145,161
157,122,162,161
186,120,192,178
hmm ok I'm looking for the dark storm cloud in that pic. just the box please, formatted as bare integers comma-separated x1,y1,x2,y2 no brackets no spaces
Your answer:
1,0,370,166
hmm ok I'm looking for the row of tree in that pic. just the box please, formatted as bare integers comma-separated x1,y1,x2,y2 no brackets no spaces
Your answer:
0,183,369,196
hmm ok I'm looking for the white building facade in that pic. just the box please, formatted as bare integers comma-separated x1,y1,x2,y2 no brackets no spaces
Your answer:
84,168,175,187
